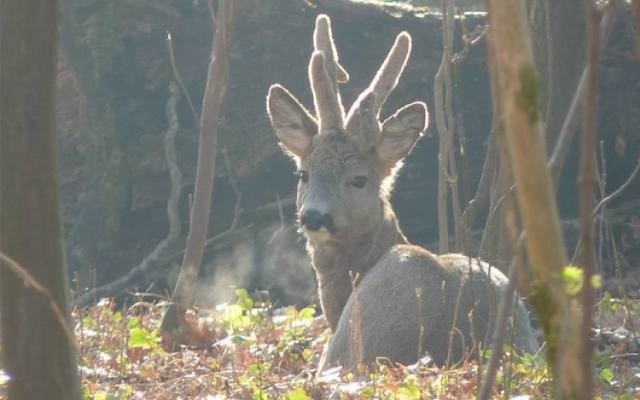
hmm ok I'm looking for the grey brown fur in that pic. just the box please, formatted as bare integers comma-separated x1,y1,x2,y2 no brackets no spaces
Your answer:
266,15,538,373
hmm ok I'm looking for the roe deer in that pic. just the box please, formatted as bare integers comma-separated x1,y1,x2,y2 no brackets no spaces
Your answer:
266,15,538,373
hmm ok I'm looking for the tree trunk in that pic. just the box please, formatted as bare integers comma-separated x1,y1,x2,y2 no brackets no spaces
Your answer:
0,1,82,399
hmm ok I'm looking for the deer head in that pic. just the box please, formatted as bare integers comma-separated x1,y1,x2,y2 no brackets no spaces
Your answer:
267,15,428,247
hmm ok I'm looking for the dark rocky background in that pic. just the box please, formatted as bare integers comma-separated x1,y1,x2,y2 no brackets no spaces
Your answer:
57,0,640,307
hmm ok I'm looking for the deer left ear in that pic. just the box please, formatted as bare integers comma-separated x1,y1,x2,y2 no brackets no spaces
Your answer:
377,102,428,169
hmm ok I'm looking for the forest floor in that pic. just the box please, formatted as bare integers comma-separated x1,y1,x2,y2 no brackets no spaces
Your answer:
5,288,636,399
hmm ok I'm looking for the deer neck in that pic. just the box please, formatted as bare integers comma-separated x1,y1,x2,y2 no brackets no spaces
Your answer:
309,202,407,331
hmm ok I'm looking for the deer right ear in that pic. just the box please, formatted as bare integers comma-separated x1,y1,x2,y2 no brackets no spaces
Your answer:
377,102,428,172
267,84,317,159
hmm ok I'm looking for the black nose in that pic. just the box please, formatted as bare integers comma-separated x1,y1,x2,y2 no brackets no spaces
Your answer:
300,209,334,232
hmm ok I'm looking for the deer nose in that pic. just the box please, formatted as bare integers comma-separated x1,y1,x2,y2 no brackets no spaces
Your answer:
300,209,334,232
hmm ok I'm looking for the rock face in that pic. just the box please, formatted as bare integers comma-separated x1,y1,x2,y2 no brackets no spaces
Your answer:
58,0,639,306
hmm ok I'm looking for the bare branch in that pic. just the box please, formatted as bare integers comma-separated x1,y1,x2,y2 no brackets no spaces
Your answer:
0,251,78,354
167,31,200,127
434,0,455,253
161,0,235,334
577,2,605,397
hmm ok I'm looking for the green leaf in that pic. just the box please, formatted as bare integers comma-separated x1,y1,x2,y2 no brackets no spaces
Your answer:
247,361,271,376
284,388,310,400
360,386,375,398
128,327,158,350
126,317,140,330
298,306,315,321
220,304,253,330
235,288,254,310
82,316,96,329
562,265,583,296
591,274,602,289
599,367,614,383
399,374,421,399
112,311,123,322
252,388,267,400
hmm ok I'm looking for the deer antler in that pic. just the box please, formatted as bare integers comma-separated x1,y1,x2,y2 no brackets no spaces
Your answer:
309,15,349,133
346,32,412,145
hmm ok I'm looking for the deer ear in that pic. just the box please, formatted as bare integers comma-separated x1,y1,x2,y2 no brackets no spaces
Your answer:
377,102,428,170
267,84,317,159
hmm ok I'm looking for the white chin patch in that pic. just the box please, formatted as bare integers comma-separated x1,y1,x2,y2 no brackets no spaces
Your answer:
304,227,333,242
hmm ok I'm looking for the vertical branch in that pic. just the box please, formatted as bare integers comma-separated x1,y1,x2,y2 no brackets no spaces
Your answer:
478,33,506,264
443,1,463,251
577,1,605,398
161,0,236,335
434,0,460,252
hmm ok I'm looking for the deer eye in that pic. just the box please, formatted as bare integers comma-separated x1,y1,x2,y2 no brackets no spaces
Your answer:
349,176,368,189
297,170,309,184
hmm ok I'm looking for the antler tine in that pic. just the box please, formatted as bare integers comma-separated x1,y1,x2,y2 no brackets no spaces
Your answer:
346,32,412,126
309,15,348,133
314,15,349,84
309,52,344,132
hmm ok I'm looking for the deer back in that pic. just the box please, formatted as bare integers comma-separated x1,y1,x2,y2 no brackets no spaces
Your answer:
319,250,539,371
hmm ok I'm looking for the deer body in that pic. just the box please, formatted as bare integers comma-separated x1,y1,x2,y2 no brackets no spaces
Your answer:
266,15,538,373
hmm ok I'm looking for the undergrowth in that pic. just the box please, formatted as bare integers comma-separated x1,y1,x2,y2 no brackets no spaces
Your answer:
0,289,638,399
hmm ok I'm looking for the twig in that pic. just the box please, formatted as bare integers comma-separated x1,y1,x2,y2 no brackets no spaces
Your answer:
167,31,200,127
452,15,487,65
74,81,185,307
0,251,79,354
592,153,640,217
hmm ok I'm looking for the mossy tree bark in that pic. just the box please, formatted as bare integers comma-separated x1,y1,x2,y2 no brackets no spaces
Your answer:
485,0,585,397
0,1,81,398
